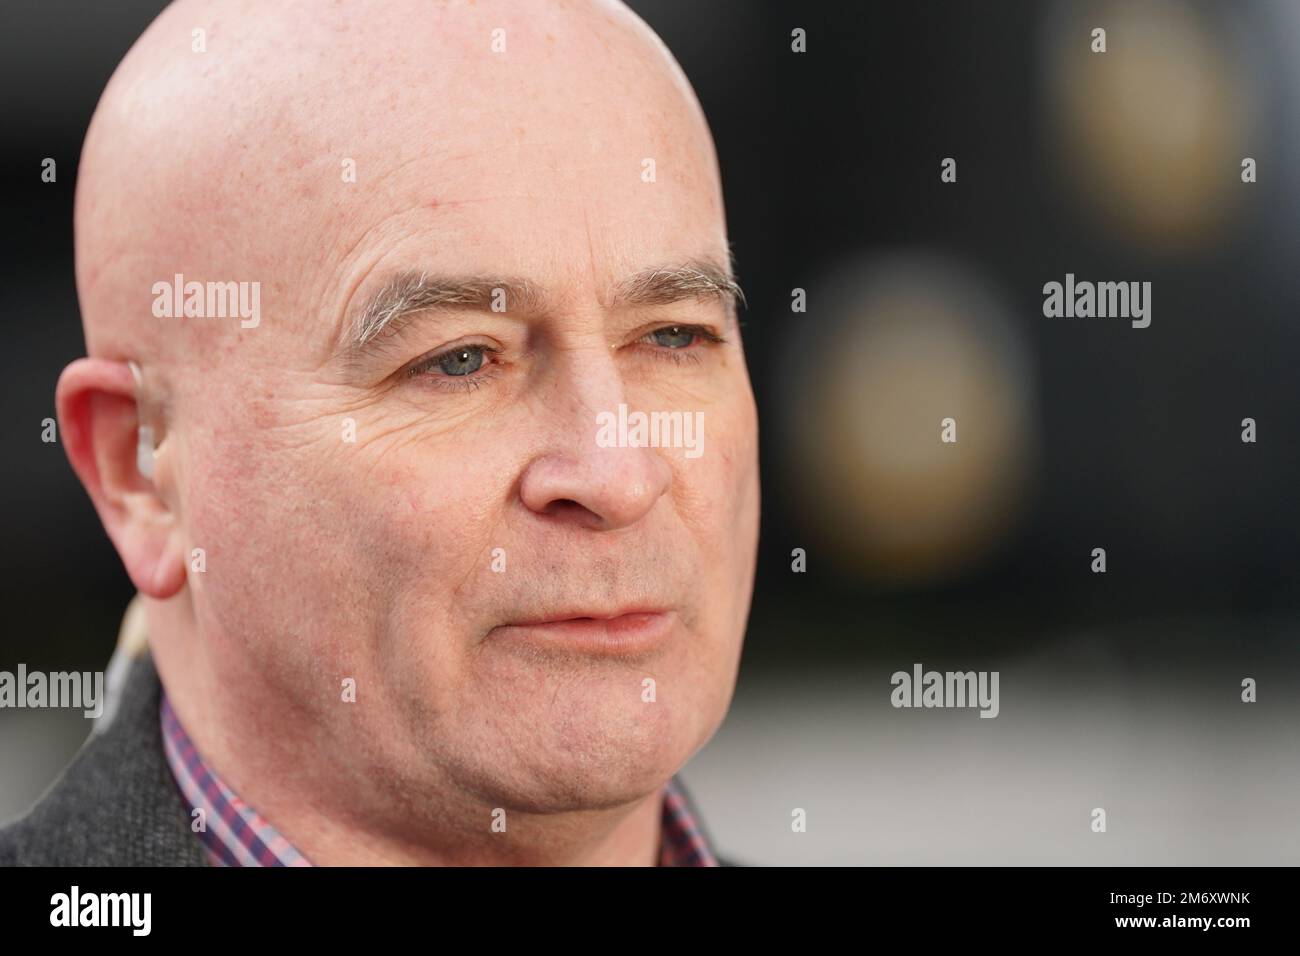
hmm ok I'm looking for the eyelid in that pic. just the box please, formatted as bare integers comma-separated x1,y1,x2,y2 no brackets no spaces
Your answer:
626,324,728,369
630,322,727,347
400,339,501,374
399,339,503,393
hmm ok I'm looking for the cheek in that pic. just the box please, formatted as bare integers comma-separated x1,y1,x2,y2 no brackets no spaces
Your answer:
333,429,531,650
179,414,521,701
182,417,361,591
678,390,760,659
674,388,760,554
363,457,506,588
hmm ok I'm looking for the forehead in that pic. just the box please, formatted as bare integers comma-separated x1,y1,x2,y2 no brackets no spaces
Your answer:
305,100,726,353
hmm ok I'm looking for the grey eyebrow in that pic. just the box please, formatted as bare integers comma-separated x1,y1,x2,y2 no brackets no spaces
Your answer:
351,271,545,350
341,257,745,363
608,260,747,311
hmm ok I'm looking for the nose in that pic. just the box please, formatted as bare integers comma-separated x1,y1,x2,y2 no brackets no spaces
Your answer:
519,446,672,531
518,355,672,532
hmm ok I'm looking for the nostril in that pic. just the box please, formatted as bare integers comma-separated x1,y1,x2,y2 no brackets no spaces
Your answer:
542,499,604,528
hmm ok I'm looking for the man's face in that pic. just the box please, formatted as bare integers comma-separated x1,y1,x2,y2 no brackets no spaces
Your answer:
140,5,760,813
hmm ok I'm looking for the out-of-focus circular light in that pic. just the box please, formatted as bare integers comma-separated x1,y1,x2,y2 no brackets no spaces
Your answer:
1041,0,1262,252
778,253,1037,586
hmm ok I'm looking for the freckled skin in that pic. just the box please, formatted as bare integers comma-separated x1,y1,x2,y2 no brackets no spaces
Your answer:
65,0,759,865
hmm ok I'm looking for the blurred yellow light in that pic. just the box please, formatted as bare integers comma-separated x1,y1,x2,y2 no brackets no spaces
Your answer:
786,256,1036,585
1043,0,1260,251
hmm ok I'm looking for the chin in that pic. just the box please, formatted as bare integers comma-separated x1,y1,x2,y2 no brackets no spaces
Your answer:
469,690,709,813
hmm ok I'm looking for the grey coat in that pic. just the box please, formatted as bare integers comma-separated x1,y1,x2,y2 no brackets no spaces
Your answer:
0,650,207,866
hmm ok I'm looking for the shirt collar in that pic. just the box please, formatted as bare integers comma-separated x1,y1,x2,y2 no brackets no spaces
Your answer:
160,691,718,866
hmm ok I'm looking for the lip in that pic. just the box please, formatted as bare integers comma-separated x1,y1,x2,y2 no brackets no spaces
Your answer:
488,609,675,657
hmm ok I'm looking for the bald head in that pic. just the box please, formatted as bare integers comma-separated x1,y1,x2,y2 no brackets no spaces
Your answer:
75,0,725,366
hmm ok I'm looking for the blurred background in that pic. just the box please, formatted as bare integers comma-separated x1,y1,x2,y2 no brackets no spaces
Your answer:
3,0,1300,863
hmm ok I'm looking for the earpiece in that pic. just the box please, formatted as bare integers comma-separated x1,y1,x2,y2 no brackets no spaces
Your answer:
136,424,155,481
128,361,155,481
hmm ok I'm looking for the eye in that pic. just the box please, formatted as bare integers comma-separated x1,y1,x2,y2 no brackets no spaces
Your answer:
431,345,486,376
638,324,726,359
404,342,501,391
648,326,700,349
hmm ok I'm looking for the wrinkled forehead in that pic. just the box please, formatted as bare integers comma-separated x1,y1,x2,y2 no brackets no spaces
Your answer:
301,67,725,358
320,139,725,339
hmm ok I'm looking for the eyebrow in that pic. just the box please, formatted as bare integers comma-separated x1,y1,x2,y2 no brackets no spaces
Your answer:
341,257,745,362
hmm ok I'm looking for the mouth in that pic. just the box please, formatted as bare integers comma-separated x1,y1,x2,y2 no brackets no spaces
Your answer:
488,609,675,657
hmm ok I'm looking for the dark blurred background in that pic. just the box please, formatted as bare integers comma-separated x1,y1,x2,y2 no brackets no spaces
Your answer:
4,0,1300,863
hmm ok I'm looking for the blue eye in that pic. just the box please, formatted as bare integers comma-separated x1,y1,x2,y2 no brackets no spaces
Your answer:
403,343,501,392
435,346,486,376
408,344,491,379
636,324,728,366
649,326,699,348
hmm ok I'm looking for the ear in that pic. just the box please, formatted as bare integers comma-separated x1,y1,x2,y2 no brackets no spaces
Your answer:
55,358,187,599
